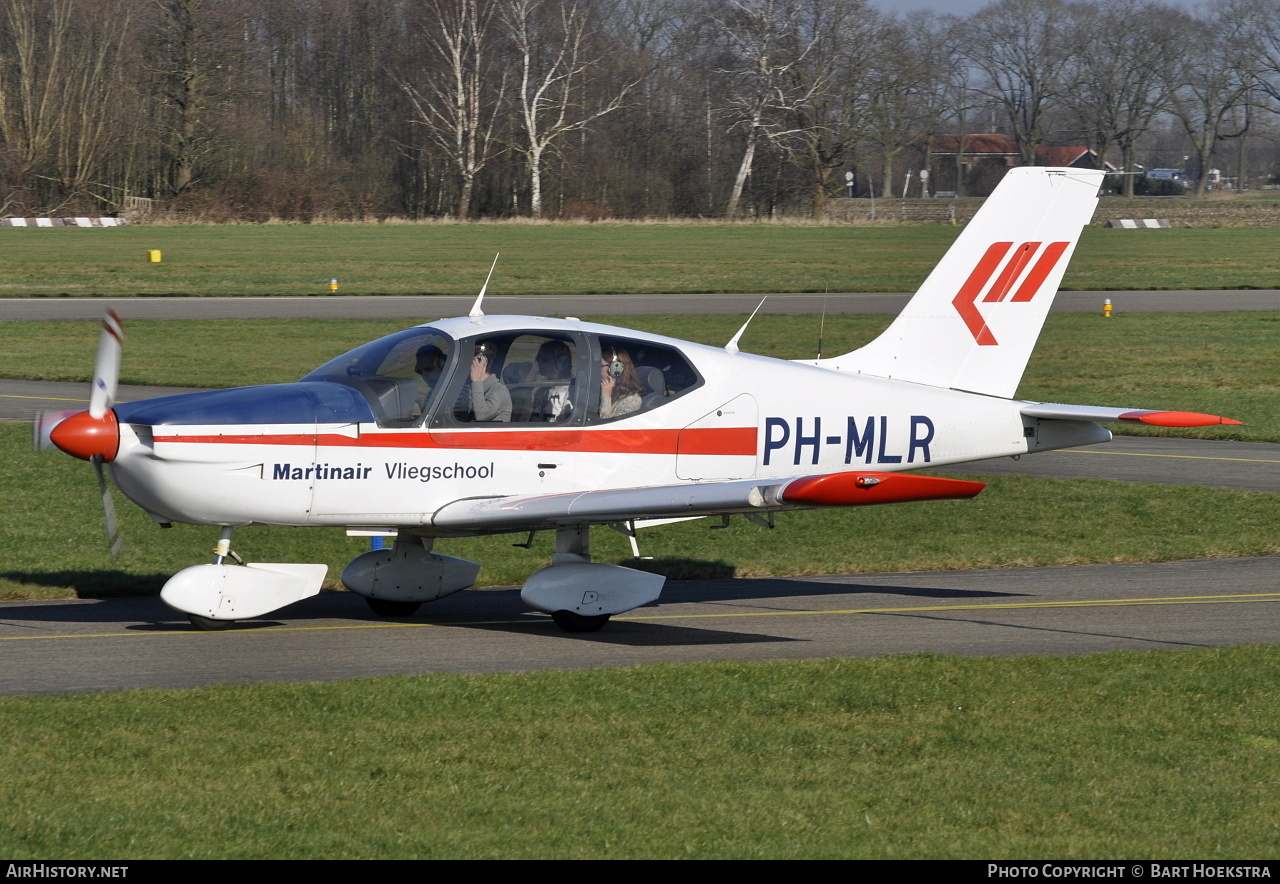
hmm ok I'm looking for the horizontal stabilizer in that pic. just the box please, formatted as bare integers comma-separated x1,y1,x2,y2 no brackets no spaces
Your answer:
1022,403,1242,427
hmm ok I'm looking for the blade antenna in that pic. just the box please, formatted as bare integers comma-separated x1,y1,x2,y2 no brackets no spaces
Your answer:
469,253,499,319
725,297,767,353
818,291,827,359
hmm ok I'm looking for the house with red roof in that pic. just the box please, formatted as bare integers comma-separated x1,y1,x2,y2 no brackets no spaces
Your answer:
923,135,1114,195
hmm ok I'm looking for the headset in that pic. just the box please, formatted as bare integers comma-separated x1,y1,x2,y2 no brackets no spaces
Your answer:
606,349,625,379
540,340,573,377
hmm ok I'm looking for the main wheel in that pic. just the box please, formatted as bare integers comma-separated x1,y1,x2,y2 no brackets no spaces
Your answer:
365,598,422,617
188,613,234,631
551,610,611,633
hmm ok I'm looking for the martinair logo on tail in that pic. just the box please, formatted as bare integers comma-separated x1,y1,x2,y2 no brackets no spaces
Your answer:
951,241,1069,345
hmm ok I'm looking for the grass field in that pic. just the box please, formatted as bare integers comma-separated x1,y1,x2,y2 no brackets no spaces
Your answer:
1,224,1278,296
3,648,1280,858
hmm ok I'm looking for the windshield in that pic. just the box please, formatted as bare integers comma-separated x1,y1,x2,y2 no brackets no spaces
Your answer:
301,326,456,426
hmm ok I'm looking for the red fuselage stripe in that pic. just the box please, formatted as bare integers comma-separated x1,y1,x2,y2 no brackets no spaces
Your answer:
151,425,760,456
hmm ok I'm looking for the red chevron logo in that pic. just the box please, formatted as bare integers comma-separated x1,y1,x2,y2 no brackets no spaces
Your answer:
951,241,1069,345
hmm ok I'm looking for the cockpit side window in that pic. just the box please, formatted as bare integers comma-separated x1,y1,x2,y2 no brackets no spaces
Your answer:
433,332,585,427
302,327,455,427
588,334,702,422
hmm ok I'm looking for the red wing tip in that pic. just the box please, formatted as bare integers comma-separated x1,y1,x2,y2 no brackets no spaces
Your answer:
782,472,986,507
1121,411,1243,428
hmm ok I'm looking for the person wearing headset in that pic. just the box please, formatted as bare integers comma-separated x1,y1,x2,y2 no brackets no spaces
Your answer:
467,342,512,422
598,344,643,419
530,339,574,422
412,344,448,419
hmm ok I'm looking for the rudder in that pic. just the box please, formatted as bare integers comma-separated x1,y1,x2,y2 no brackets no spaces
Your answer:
822,167,1104,398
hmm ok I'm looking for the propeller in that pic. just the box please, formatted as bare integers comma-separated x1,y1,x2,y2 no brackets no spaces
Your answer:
89,308,123,417
35,309,126,558
94,453,124,559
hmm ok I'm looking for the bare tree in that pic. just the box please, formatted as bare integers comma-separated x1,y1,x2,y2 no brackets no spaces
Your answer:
503,0,633,218
772,0,882,220
0,0,76,187
51,2,135,206
860,12,950,202
715,0,827,219
1163,6,1258,195
401,0,506,218
958,0,1082,166
1233,0,1280,114
1064,0,1180,197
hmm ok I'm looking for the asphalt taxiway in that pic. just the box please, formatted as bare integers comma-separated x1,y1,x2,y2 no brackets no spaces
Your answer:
0,289,1276,321
1,556,1278,696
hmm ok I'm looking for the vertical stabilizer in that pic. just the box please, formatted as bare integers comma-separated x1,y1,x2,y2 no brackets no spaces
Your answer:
822,167,1103,398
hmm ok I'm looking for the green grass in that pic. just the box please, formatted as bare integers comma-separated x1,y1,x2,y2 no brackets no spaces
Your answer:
3,648,1280,858
1,224,1278,296
2,312,1274,440
4,417,1278,600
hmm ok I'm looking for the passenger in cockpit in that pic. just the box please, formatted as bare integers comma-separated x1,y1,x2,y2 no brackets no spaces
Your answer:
530,339,574,421
467,342,512,421
599,345,643,419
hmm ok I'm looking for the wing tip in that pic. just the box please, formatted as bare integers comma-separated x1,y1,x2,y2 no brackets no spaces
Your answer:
1121,410,1243,428
781,472,986,507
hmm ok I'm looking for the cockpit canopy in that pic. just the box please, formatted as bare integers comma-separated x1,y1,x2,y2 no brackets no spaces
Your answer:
302,326,454,427
302,323,702,428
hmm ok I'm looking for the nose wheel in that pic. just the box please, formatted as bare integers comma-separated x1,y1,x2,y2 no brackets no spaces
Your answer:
188,613,234,631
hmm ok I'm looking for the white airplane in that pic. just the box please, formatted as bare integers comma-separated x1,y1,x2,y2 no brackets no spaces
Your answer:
36,167,1238,632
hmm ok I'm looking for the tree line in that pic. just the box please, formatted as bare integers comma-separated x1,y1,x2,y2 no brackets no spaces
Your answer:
2,0,1279,221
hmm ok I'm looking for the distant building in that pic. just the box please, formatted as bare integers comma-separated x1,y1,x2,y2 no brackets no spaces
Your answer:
924,135,1115,195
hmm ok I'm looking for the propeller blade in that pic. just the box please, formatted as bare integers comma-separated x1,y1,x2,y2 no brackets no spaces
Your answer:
93,455,123,559
89,309,123,419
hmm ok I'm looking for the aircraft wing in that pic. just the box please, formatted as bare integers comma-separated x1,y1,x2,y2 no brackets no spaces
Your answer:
430,471,985,532
1021,403,1241,427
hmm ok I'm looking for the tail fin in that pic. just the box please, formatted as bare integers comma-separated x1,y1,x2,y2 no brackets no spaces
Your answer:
824,167,1103,398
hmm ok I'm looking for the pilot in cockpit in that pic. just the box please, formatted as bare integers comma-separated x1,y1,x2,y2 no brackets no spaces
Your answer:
412,344,446,419
414,345,446,387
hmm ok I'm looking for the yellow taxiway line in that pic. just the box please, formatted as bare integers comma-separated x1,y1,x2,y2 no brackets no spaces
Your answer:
1065,449,1280,465
0,393,88,403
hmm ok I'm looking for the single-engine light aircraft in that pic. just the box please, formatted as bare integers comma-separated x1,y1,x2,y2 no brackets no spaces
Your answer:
36,167,1239,631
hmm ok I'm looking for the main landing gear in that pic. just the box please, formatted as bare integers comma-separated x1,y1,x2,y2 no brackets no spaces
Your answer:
551,610,612,633
519,525,664,633
364,598,423,617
